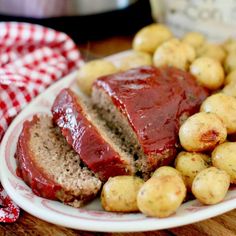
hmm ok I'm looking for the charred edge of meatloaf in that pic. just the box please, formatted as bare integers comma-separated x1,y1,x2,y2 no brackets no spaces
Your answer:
17,115,102,207
91,87,174,179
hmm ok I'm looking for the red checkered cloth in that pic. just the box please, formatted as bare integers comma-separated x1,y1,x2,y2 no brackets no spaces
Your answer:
0,22,84,142
0,22,84,222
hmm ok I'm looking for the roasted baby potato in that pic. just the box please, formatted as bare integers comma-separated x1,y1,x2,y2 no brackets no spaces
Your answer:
200,93,236,134
175,152,209,190
132,23,172,54
224,52,236,73
190,57,224,90
200,154,212,165
77,60,118,95
182,32,205,49
152,166,183,180
137,175,186,218
113,51,152,71
179,112,227,152
222,81,236,97
223,38,236,53
212,142,236,183
182,42,196,63
192,167,230,205
101,176,144,212
224,70,236,85
196,44,226,64
153,38,195,70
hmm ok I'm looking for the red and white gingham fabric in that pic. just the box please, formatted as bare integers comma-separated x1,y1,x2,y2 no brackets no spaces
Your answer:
0,22,84,222
0,22,84,142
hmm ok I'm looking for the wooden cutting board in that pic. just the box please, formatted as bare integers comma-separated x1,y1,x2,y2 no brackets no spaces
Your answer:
2,36,236,236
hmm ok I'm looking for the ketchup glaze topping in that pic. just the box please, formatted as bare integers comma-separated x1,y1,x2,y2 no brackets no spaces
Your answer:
16,116,62,200
52,88,132,181
95,66,209,156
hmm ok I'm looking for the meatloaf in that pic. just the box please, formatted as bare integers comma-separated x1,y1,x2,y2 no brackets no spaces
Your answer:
15,115,102,207
51,88,134,181
92,66,209,178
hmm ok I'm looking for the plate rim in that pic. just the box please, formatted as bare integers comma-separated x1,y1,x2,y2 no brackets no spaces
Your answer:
2,175,236,232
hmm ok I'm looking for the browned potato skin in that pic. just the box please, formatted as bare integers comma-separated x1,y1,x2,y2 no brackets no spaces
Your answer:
137,175,186,218
175,152,209,191
179,112,227,152
192,167,230,205
101,176,144,212
212,142,236,183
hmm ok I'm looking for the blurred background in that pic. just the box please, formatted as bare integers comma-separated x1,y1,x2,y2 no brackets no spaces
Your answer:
1,0,236,57
0,0,154,43
1,0,236,43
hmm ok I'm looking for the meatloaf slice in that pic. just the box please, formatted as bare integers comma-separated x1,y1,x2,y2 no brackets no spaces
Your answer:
15,115,101,207
51,88,134,181
92,66,209,178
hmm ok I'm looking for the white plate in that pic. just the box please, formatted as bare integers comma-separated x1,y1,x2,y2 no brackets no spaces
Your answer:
1,51,236,232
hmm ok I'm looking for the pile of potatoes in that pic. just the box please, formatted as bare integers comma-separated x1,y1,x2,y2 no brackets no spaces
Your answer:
76,23,236,218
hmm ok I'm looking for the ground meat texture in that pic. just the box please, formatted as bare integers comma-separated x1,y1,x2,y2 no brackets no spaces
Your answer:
15,115,102,207
51,89,135,181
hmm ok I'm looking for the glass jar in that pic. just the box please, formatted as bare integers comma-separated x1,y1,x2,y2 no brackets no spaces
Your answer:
150,0,236,42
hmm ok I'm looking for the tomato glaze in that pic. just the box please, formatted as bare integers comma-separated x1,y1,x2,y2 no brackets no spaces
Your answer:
52,89,132,181
95,66,209,157
16,116,61,200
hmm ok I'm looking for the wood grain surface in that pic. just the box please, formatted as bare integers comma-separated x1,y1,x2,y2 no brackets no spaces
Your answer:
2,36,236,236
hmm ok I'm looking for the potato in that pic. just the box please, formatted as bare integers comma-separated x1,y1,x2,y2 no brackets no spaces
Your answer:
179,112,227,152
132,23,172,54
190,57,224,90
200,93,236,134
200,154,212,165
197,44,226,64
192,167,230,205
224,70,236,85
137,175,186,218
223,38,236,53
152,166,183,180
181,42,196,63
212,142,236,183
224,52,236,73
101,176,144,212
113,51,152,71
153,38,195,70
222,81,236,97
77,60,118,95
182,32,205,49
175,152,209,190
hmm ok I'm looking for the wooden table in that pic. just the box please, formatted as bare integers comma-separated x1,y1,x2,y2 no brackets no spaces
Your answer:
2,36,236,236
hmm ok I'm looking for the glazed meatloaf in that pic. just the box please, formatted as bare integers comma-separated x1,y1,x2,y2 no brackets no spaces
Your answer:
92,66,209,178
15,115,102,207
51,88,135,181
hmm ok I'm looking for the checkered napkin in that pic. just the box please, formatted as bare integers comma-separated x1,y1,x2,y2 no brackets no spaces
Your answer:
0,22,84,222
0,22,84,141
